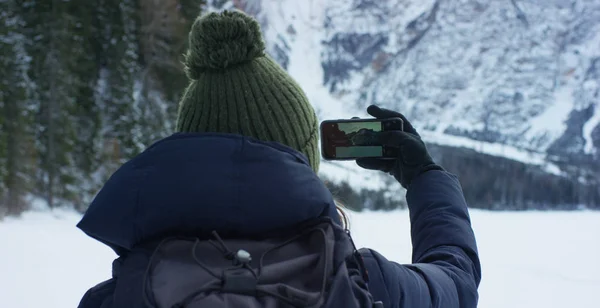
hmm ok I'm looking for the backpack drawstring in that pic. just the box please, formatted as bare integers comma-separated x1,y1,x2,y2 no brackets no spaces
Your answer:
208,231,235,260
190,239,222,280
256,227,330,307
145,227,332,308
177,228,330,308
142,237,179,308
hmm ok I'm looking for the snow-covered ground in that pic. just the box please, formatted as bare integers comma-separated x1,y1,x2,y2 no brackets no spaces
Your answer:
1,208,599,308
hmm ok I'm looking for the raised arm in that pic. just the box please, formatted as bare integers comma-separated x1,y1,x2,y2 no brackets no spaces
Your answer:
357,105,481,308
361,170,480,308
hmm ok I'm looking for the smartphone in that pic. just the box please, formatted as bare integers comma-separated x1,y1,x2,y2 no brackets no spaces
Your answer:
320,117,404,160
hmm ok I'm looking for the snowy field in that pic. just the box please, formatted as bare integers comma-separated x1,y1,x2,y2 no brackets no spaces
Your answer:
1,208,599,308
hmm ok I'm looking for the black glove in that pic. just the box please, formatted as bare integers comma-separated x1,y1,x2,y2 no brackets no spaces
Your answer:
356,105,443,189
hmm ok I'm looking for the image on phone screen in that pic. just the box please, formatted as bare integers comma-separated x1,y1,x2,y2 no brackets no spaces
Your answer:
322,121,382,159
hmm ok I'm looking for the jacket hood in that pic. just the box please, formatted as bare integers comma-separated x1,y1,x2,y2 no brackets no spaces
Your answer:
77,133,339,255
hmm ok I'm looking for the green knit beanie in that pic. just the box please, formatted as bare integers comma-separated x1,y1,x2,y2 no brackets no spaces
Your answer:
176,10,320,172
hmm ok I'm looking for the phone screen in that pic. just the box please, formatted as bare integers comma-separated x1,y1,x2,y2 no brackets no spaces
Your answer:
321,121,383,159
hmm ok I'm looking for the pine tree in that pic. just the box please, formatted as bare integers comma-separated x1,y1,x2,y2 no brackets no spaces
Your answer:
135,0,207,147
0,0,35,216
19,0,81,208
95,0,142,173
65,1,103,208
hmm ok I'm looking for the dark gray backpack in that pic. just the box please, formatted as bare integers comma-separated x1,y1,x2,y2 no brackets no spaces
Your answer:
131,217,383,308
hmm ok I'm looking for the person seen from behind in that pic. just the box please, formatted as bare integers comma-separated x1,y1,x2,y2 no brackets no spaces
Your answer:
77,10,481,308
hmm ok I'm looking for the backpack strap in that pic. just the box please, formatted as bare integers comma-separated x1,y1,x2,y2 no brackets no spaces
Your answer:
112,257,123,278
346,231,385,308
345,229,370,283
78,256,125,308
77,279,116,308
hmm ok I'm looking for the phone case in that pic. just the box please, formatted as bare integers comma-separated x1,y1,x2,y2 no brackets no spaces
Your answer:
319,117,403,160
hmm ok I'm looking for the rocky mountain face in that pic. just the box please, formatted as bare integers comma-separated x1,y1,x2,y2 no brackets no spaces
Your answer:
208,0,600,209
321,0,600,156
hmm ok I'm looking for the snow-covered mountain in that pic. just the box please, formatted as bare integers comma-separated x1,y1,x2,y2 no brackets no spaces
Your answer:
206,0,600,208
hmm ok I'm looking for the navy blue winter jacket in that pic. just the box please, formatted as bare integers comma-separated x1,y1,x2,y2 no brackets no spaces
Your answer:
77,133,481,308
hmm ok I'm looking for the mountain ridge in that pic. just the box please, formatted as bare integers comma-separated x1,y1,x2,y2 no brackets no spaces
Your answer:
207,0,600,209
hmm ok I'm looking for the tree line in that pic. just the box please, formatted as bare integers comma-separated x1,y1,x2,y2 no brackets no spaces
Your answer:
0,0,206,216
327,143,600,212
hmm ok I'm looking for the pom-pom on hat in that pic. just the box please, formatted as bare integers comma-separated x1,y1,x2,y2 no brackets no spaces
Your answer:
176,10,320,172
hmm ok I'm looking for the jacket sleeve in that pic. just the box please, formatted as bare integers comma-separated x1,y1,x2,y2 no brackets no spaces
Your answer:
363,170,481,308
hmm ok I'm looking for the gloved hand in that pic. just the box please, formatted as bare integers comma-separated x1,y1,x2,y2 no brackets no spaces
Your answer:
356,105,443,189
